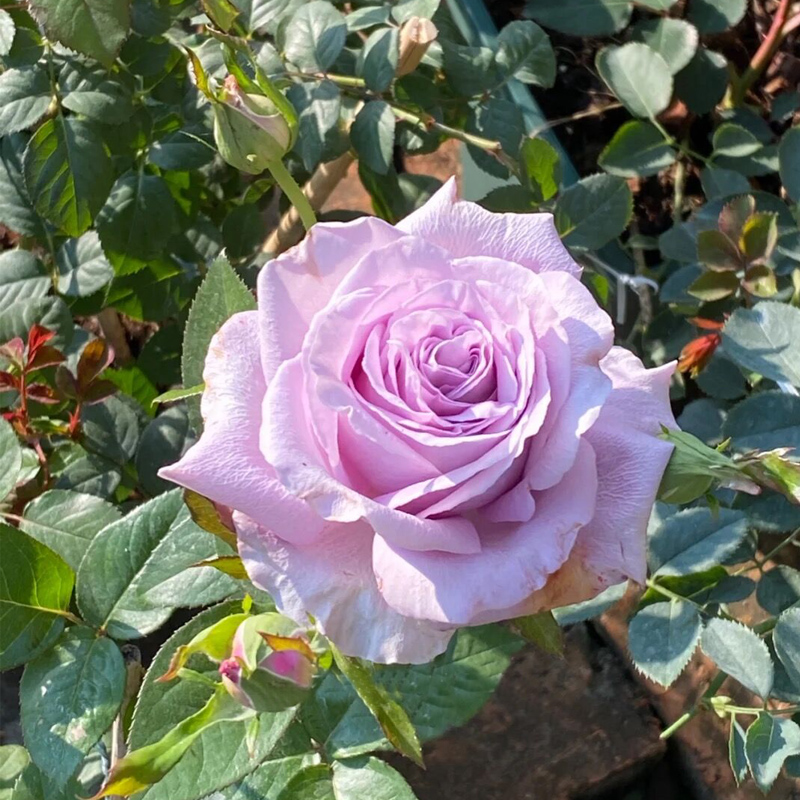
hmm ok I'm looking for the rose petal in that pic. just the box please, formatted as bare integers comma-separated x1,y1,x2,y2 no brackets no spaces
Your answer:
258,217,405,381
398,178,581,278
262,355,482,554
575,348,677,585
158,312,324,545
236,513,454,664
372,439,598,625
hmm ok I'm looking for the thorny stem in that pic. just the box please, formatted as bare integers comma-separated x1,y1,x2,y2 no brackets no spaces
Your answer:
390,105,520,175
672,158,686,223
719,704,800,716
285,70,516,173
660,672,727,739
732,527,800,577
733,0,795,104
644,578,708,611
528,102,624,136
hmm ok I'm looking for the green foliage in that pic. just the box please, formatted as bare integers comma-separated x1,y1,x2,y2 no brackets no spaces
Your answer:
20,627,125,786
723,304,800,388
19,490,121,571
181,257,256,430
628,600,701,687
0,524,74,670
76,490,236,639
701,619,774,699
596,43,673,119
599,121,676,177
745,714,800,793
0,0,797,795
555,174,632,249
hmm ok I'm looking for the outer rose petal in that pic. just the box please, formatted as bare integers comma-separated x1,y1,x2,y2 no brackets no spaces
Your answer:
236,513,454,664
573,347,677,586
398,178,581,278
158,312,324,545
258,217,405,381
460,350,675,619
372,439,598,626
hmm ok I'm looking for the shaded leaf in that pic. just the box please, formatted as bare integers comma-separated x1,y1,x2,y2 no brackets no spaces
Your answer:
701,618,774,699
21,628,125,787
745,713,800,793
649,507,748,577
96,170,178,276
0,250,49,312
28,0,131,67
24,116,113,237
284,1,346,72
555,173,632,249
511,611,563,656
524,0,632,36
351,101,396,176
596,43,672,119
20,490,121,572
630,17,698,74
0,67,52,136
722,303,800,388
0,524,74,671
598,120,675,177
55,231,114,297
628,600,701,687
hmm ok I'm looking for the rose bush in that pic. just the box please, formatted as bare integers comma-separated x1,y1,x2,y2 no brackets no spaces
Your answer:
161,179,676,664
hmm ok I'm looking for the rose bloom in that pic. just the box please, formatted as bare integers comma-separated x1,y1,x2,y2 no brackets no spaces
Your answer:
161,180,676,664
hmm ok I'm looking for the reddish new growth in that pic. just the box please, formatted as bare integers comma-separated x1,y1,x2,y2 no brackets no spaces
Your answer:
0,325,117,491
677,318,724,378
1,325,66,435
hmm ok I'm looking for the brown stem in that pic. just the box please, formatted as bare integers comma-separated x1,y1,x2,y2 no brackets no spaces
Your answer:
96,309,133,366
108,645,144,800
262,152,355,256
734,0,794,103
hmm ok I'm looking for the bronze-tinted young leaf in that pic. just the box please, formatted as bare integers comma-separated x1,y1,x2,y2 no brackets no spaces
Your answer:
719,194,755,241
26,344,65,371
511,611,563,656
184,489,238,549
740,212,778,264
688,269,739,301
192,554,248,580
697,229,742,271
330,644,423,767
77,338,113,393
742,263,777,298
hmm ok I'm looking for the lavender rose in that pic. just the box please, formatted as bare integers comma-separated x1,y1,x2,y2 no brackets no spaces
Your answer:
161,180,676,664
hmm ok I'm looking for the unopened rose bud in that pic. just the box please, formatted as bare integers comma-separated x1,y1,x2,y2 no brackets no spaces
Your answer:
397,17,438,77
213,75,292,174
261,649,314,689
219,618,316,712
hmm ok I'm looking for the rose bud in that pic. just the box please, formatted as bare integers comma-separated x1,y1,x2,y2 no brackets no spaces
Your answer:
213,75,292,174
397,16,438,77
219,616,315,712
